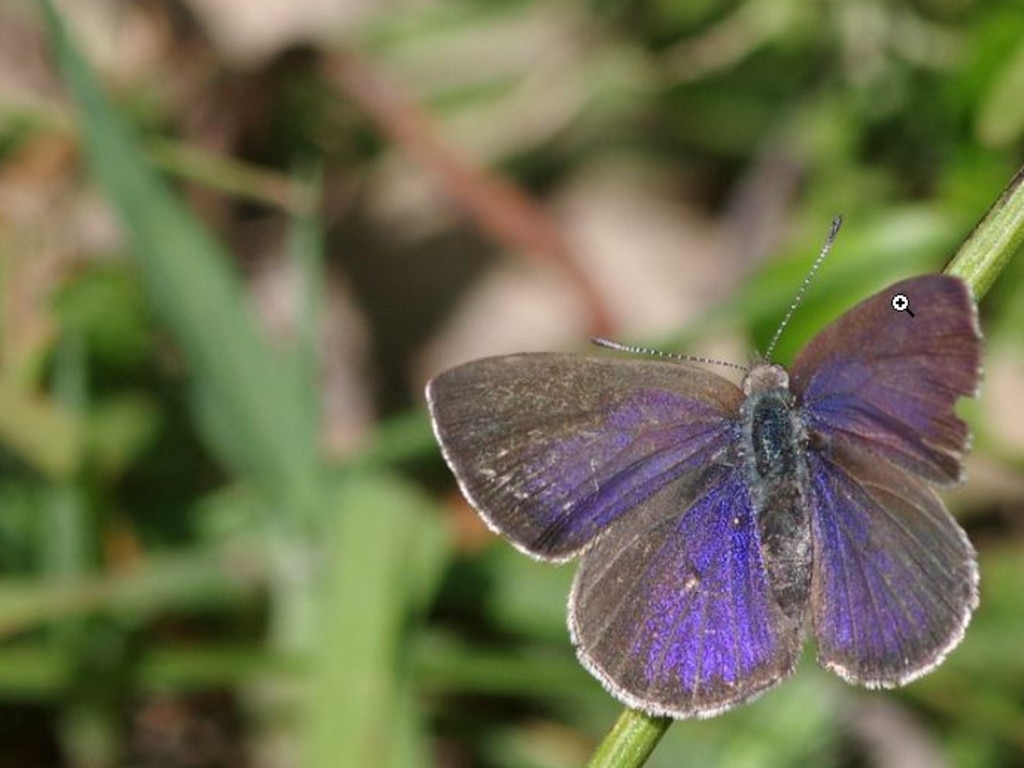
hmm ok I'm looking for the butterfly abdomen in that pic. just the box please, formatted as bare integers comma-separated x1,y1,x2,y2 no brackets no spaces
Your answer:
740,364,812,623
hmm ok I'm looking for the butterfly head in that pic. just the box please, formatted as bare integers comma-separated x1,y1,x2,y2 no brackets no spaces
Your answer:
742,363,790,397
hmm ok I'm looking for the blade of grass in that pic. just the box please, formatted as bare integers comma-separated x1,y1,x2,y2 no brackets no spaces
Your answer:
287,162,326,464
147,137,316,215
0,644,300,699
48,333,121,768
40,0,320,513
0,548,264,638
0,98,314,214
308,471,448,768
45,333,91,598
0,382,80,478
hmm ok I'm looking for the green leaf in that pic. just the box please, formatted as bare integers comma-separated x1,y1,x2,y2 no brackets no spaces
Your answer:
307,470,449,768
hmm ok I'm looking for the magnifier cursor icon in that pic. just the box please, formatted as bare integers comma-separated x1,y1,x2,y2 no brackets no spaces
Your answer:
891,293,915,317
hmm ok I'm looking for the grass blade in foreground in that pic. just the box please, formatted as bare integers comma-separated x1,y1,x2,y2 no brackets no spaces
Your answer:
309,471,448,767
39,0,319,510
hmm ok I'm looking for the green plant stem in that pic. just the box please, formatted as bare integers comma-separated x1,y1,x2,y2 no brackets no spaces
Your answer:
587,709,671,768
946,164,1024,298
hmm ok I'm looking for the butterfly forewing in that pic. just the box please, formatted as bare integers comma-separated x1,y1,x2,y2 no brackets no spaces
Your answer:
791,274,981,484
426,354,742,561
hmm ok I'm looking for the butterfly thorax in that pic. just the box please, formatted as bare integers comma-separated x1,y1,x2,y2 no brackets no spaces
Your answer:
739,363,812,624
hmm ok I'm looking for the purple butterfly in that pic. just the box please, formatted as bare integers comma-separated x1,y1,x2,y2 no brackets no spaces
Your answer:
426,272,981,719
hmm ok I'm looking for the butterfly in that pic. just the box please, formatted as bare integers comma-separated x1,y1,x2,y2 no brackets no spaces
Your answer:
425,271,981,719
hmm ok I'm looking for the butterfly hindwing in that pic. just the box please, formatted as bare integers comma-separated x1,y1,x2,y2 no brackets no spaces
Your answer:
807,439,978,685
570,465,801,718
427,354,741,561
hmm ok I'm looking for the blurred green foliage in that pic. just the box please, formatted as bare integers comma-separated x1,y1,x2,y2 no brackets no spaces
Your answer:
0,0,1021,765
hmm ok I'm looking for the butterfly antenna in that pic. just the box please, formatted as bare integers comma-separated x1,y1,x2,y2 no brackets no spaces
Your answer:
764,214,843,360
592,337,749,373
